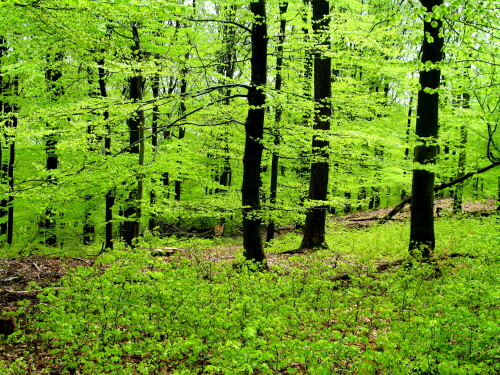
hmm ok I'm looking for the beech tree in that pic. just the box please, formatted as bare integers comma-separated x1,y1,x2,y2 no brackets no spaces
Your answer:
0,36,16,245
409,0,444,256
300,0,332,250
241,0,267,263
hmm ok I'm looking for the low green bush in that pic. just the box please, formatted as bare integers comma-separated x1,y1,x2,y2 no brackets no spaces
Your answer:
4,216,498,374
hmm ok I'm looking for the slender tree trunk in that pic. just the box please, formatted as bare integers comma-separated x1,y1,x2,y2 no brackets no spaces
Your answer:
82,71,99,245
122,23,144,247
297,0,314,202
40,52,63,247
97,59,114,250
300,0,331,250
0,38,8,241
0,39,16,245
122,74,144,245
242,0,267,263
401,95,414,200
266,2,288,242
7,117,14,245
174,73,187,202
6,82,16,246
149,71,160,231
453,93,469,213
409,0,444,257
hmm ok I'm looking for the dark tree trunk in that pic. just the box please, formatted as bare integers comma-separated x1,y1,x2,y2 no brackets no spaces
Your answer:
7,119,15,245
5,82,16,246
122,23,144,247
242,0,267,263
409,0,444,257
401,95,414,200
174,74,187,202
344,191,351,214
300,0,331,250
40,52,63,247
97,59,114,250
149,71,160,231
0,38,10,242
122,73,144,246
453,93,469,213
266,2,288,243
297,0,314,202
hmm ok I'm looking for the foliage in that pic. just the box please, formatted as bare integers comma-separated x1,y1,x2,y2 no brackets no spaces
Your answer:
2,215,498,373
0,0,498,249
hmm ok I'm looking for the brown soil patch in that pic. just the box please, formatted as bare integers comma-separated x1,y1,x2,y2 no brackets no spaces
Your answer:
333,197,498,229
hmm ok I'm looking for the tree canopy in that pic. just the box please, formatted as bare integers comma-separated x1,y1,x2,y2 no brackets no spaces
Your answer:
0,0,498,255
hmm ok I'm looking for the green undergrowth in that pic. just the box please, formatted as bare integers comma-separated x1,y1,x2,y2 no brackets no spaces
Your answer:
2,216,499,374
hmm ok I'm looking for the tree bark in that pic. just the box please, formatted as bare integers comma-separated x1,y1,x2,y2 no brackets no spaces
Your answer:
122,23,144,247
300,0,331,250
453,93,469,213
40,52,64,247
266,2,288,243
0,37,9,242
7,110,15,245
149,71,160,232
174,73,187,202
242,0,267,263
297,0,314,202
0,40,15,245
401,95,414,200
409,0,444,257
97,59,114,250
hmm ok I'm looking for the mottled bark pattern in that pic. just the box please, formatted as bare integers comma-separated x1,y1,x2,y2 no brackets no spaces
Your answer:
242,0,267,263
266,2,288,243
409,0,444,257
122,23,144,247
97,60,114,250
300,0,331,250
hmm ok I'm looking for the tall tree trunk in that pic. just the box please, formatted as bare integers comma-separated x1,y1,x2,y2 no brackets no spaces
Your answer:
297,0,314,202
242,0,267,263
212,5,236,195
401,95,414,200
82,69,100,245
122,23,144,247
266,2,288,242
300,0,331,250
97,59,114,250
149,71,160,231
0,37,9,241
409,0,444,257
40,52,64,247
453,93,469,213
174,73,187,202
0,38,15,245
7,111,15,245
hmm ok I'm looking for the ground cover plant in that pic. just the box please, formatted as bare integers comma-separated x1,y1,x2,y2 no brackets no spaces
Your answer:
0,214,498,374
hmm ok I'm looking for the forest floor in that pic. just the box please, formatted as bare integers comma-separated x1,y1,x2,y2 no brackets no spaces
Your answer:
0,198,497,371
1,198,496,312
